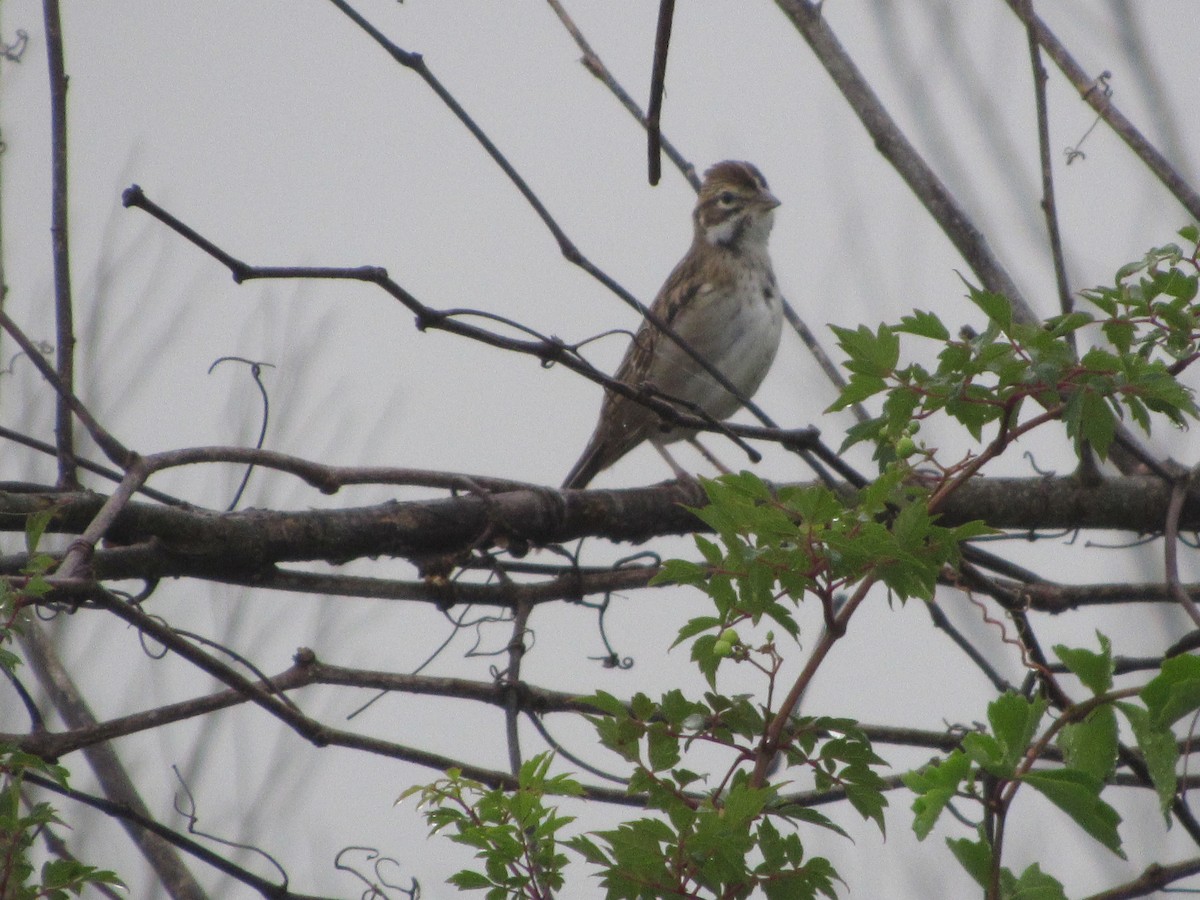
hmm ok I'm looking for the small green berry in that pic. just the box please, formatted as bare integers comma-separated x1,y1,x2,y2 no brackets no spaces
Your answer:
712,640,734,658
718,628,740,645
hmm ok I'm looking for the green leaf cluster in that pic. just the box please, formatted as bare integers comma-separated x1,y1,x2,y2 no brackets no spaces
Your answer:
398,753,580,898
832,230,1200,461
0,747,124,898
569,777,839,900
904,631,1200,894
660,472,992,686
568,689,889,897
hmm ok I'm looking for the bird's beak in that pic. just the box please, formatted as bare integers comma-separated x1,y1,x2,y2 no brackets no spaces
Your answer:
759,191,781,210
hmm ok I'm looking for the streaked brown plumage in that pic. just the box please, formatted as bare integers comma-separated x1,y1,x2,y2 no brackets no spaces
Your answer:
562,161,784,490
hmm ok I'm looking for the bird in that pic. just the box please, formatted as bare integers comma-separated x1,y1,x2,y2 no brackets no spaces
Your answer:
562,160,784,490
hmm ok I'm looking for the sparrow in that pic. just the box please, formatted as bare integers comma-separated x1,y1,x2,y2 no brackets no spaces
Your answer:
562,160,784,489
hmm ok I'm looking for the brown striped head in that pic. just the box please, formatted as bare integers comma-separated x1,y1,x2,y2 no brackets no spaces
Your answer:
693,161,780,250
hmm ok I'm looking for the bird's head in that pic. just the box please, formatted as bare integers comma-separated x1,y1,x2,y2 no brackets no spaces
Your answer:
693,160,780,250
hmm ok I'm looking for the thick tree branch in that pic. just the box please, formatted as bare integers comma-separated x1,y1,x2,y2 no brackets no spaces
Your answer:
2,477,1198,583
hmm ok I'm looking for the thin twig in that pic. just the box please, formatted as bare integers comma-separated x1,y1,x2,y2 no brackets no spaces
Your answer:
646,0,674,185
1165,468,1200,628
322,1,776,440
41,0,77,487
22,771,331,900
773,0,1035,322
123,184,840,471
0,425,181,504
1081,856,1200,900
544,0,699,190
504,599,532,774
1021,0,1073,342
0,309,134,467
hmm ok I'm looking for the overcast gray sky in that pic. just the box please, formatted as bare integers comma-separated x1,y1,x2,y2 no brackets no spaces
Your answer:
2,2,1199,897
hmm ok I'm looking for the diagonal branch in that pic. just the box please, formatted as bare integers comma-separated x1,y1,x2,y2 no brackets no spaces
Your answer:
19,622,210,899
123,185,858,480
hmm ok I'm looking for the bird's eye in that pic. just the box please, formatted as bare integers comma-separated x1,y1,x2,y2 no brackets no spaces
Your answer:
718,190,736,206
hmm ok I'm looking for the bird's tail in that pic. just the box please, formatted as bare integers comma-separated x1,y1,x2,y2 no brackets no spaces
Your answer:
561,438,608,490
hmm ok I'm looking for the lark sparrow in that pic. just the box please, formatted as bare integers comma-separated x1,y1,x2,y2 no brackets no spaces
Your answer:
562,160,784,490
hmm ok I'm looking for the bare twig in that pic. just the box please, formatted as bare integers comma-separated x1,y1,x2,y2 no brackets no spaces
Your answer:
0,424,180,504
1021,0,1073,339
1080,856,1200,900
646,0,674,185
0,309,134,467
1165,468,1200,628
41,0,77,487
22,771,331,900
773,0,1035,322
504,599,532,774
544,0,699,190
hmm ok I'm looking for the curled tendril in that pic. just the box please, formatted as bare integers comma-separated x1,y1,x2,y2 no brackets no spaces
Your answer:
334,846,419,899
1,30,28,63
0,341,54,377
207,356,276,511
172,765,289,887
1064,71,1113,165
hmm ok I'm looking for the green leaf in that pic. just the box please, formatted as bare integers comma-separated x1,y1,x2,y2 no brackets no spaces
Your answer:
1057,705,1118,781
946,836,992,888
967,285,1014,333
1141,654,1200,728
449,869,493,889
673,616,722,649
578,690,628,718
1045,311,1095,338
1101,318,1135,354
895,309,950,341
25,508,55,555
652,558,707,587
903,750,971,840
988,692,1047,773
830,373,887,411
1116,701,1178,818
1053,634,1113,695
1066,389,1116,458
694,535,724,566
1021,768,1124,856
831,323,900,378
646,726,680,773
1011,863,1068,900
691,634,723,689
1080,346,1122,374
961,732,1007,776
